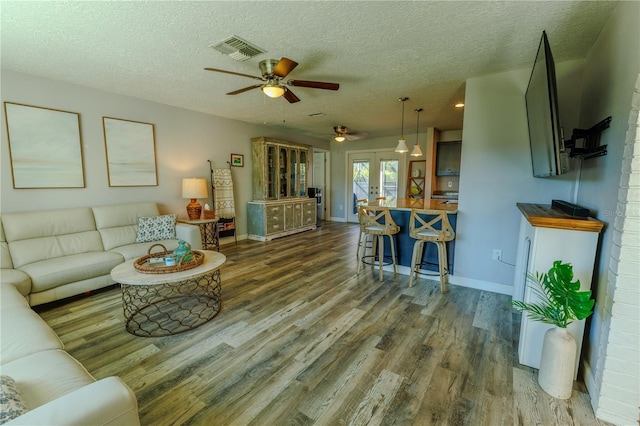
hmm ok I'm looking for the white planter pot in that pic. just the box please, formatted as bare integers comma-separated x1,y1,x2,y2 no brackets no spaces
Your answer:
538,326,577,399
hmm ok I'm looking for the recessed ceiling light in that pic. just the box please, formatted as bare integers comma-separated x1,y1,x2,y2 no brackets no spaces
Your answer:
454,103,465,108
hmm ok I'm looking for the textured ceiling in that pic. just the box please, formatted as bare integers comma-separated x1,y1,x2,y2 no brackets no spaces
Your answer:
1,1,617,142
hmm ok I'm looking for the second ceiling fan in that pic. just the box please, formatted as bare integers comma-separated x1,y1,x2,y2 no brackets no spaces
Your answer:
205,57,339,103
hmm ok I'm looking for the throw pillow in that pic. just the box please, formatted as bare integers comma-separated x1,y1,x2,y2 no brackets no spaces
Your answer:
0,376,28,424
135,214,177,243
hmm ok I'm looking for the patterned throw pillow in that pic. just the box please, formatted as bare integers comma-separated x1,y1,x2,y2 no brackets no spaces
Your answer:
0,375,28,424
135,214,177,243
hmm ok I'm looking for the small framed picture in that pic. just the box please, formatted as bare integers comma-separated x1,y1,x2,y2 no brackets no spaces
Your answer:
230,153,244,167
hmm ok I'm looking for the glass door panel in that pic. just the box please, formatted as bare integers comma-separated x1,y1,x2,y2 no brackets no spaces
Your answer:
279,147,288,198
289,149,298,197
379,159,399,203
299,150,307,196
348,151,403,222
266,144,277,199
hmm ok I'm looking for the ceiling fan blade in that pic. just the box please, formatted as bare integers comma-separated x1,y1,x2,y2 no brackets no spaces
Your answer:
227,85,262,95
205,67,263,81
273,57,298,78
283,87,301,103
288,79,339,90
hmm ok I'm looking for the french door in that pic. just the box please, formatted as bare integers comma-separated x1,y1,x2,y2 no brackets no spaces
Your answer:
347,151,404,222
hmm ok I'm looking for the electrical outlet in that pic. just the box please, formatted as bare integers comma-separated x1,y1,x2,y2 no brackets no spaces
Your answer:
447,181,453,188
492,249,502,261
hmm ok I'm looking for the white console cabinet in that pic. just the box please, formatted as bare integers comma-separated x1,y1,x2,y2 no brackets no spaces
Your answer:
513,203,604,378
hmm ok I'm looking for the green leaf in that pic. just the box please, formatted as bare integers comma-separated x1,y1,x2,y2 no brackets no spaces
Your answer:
510,260,594,327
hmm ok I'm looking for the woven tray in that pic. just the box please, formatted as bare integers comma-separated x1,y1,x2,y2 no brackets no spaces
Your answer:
134,243,204,274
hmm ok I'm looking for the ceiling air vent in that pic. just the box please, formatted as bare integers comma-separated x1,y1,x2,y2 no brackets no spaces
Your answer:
209,36,266,61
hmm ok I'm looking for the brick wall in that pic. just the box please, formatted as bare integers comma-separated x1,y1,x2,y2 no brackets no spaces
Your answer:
594,73,640,425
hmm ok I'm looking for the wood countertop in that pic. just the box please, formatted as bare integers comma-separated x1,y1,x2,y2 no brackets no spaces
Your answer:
517,203,604,233
375,198,458,213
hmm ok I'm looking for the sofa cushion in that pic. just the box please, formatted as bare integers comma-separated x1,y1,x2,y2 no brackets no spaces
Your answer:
0,375,28,424
0,269,31,297
135,214,177,243
109,239,180,261
0,308,63,365
0,283,29,310
92,202,161,250
1,349,95,412
18,252,123,293
1,208,96,243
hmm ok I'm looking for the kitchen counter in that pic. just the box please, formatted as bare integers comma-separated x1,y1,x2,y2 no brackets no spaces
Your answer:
376,197,458,213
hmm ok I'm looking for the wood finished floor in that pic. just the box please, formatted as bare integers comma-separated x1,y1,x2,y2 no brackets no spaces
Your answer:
36,222,610,426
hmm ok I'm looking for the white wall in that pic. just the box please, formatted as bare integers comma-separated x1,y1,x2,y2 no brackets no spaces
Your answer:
456,60,584,288
0,71,328,237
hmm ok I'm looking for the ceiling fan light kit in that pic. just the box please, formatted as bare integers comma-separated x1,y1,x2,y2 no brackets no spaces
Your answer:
262,82,285,98
411,108,424,157
334,125,347,143
395,97,409,153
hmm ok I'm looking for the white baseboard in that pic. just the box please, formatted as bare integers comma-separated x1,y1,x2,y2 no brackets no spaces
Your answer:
382,264,513,295
329,216,347,223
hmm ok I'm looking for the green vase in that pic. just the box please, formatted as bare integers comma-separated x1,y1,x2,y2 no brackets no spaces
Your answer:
173,240,192,263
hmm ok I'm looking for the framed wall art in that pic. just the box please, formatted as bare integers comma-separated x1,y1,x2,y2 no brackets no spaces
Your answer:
4,102,85,188
230,153,244,167
102,117,158,186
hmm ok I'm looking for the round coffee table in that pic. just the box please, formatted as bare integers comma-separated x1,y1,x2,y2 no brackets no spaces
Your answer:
110,250,226,337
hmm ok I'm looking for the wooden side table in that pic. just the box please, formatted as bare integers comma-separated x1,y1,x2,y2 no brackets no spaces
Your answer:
178,218,220,251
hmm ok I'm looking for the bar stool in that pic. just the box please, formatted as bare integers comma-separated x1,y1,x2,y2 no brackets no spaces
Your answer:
357,205,400,281
408,209,455,292
355,199,370,260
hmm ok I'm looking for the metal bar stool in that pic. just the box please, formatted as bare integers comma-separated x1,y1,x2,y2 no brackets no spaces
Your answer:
408,208,455,292
357,205,400,281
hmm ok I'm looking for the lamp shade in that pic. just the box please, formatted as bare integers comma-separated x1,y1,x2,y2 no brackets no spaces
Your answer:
182,178,208,199
411,144,423,157
334,135,346,143
262,84,285,98
395,137,408,153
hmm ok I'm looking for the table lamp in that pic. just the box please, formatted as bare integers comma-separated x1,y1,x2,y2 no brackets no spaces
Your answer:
182,178,208,220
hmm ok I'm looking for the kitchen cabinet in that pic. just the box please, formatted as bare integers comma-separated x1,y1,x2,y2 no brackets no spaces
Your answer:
248,137,315,241
513,203,604,378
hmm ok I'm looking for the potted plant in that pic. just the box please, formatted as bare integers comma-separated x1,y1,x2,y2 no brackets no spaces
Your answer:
511,260,595,399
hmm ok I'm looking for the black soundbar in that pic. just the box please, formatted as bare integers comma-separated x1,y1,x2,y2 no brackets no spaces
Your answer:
551,200,590,218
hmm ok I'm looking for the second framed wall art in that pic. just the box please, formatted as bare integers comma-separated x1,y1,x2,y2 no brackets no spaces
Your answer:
102,117,158,186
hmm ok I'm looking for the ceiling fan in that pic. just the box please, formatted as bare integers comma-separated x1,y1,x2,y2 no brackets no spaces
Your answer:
205,57,339,103
332,125,366,142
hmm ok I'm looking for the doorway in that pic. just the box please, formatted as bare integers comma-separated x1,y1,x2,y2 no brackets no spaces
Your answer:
313,150,329,221
347,150,404,222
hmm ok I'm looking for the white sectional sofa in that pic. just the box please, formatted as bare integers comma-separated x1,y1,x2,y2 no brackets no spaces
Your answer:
0,202,202,425
0,201,202,306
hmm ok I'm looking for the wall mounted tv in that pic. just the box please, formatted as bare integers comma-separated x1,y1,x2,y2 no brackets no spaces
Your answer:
525,31,569,178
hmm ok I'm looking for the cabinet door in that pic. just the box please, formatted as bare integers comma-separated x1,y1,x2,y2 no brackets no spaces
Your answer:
266,144,278,199
299,149,308,196
284,203,294,230
279,147,289,198
293,202,303,228
289,149,298,197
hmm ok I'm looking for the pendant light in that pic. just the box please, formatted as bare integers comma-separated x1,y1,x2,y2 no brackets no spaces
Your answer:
395,97,409,153
411,108,424,157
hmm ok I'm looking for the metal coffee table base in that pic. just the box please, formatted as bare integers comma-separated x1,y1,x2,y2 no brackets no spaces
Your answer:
121,270,222,337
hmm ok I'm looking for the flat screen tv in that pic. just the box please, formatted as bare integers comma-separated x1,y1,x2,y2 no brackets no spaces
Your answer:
525,31,569,177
